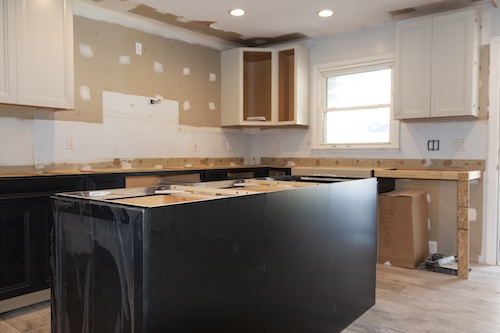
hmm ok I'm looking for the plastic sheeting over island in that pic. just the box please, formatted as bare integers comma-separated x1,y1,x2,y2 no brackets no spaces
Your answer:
51,178,378,333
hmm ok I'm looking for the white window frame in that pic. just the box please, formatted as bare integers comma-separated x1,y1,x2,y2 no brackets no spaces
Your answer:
311,53,400,150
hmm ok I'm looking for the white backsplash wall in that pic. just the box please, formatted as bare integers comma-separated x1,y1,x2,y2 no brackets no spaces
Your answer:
31,91,251,168
251,120,488,161
0,118,35,166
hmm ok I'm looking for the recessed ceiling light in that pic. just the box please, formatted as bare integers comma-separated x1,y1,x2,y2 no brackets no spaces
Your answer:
318,9,333,18
230,8,246,16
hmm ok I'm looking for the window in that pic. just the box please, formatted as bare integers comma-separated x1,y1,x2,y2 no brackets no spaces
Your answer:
312,54,399,149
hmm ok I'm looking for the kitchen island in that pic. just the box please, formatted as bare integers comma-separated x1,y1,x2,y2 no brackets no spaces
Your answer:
51,178,378,333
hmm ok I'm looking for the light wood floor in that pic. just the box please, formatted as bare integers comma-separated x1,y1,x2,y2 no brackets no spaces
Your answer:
1,263,499,333
0,301,49,333
345,263,500,333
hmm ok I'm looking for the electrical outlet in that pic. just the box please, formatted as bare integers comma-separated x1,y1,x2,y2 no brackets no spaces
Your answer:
226,141,231,151
192,141,198,151
427,139,440,151
276,141,281,151
454,139,466,151
429,241,438,254
135,42,142,55
66,135,75,150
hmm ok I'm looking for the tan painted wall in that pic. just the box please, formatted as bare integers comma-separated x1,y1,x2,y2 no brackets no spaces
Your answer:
51,16,221,127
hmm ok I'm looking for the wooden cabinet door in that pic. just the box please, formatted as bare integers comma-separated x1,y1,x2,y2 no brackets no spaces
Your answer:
0,0,16,104
15,0,74,109
0,201,37,300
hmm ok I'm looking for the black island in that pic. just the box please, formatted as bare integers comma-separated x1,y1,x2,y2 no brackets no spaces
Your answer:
51,178,378,333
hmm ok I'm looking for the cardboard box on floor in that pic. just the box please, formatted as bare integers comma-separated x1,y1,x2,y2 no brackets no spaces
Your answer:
378,190,429,269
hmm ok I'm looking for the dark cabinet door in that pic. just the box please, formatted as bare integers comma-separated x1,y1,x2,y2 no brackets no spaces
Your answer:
0,201,38,301
203,167,272,181
86,174,126,190
36,200,53,288
0,175,86,302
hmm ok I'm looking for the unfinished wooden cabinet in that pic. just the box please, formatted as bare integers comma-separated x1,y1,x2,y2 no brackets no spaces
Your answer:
0,0,74,110
221,44,309,127
394,10,479,120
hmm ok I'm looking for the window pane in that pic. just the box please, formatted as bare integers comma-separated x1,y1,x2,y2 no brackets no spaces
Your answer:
326,69,391,108
323,108,390,144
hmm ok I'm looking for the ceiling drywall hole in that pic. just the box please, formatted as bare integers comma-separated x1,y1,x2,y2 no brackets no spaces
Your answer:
127,4,307,47
390,0,495,20
79,44,94,58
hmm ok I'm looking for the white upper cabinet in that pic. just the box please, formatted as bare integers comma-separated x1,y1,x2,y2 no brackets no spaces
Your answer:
0,0,16,104
0,0,74,110
394,10,479,120
221,44,309,127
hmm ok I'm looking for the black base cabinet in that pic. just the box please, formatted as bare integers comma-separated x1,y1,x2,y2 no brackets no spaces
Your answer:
0,176,86,303
0,199,38,300
52,178,378,333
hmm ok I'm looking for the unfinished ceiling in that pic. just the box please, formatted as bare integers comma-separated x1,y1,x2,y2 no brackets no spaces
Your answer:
85,0,496,47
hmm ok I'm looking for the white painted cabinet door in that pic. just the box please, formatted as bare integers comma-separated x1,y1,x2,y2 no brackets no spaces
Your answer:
431,10,479,118
0,0,17,104
394,10,479,120
394,18,432,119
15,0,74,109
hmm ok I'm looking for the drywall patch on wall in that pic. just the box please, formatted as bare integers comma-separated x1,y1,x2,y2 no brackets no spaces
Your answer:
79,43,94,58
209,102,216,110
153,61,164,73
183,101,192,110
79,86,91,101
183,68,191,75
209,73,217,81
119,55,131,65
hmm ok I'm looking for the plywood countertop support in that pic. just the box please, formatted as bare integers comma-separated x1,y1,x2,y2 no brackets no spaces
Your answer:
374,169,482,279
374,169,481,181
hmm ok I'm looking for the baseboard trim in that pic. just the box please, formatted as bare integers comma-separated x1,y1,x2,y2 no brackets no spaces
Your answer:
0,289,50,313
